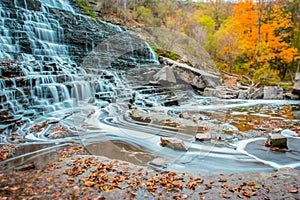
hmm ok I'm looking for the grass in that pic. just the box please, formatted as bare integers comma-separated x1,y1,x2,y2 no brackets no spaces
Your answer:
76,0,96,18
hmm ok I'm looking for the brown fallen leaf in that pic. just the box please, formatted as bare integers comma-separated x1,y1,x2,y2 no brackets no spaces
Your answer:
248,181,255,186
84,180,95,187
187,181,197,190
288,189,298,193
242,189,251,198
222,194,231,199
222,184,229,189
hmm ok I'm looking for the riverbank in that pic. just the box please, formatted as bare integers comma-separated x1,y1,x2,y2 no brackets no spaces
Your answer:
0,144,299,200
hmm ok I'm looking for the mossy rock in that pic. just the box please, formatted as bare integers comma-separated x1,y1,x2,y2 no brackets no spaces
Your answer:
155,49,181,61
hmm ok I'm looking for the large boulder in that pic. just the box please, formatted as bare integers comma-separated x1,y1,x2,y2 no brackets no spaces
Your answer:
159,57,222,90
263,86,283,100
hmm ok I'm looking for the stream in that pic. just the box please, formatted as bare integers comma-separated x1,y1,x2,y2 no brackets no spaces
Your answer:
0,0,300,175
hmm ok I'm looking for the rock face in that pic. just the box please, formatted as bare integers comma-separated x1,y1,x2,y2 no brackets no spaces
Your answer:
0,0,159,139
0,0,158,68
263,86,283,99
160,137,188,151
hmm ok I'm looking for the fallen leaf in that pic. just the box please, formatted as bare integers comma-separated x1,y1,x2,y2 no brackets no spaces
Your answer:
288,189,298,193
187,181,197,190
222,194,231,199
242,189,251,198
248,182,255,186
229,187,237,193
84,180,95,187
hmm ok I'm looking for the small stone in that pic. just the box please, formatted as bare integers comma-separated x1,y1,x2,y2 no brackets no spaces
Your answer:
195,133,212,141
266,134,287,149
160,137,188,151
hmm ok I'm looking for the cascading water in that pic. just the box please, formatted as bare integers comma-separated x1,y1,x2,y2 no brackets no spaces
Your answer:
0,0,159,139
0,0,299,175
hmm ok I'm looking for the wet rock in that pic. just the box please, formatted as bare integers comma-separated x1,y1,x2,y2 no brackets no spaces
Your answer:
149,157,168,168
195,133,212,141
152,66,176,85
88,97,96,103
263,86,283,99
160,137,188,151
266,134,287,149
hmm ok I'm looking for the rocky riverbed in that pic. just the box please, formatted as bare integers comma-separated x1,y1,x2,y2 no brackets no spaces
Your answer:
0,144,299,200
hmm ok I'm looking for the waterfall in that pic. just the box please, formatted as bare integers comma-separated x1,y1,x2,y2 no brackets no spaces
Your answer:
0,0,159,141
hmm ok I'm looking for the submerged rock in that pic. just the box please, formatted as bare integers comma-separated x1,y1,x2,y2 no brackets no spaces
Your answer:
160,137,188,151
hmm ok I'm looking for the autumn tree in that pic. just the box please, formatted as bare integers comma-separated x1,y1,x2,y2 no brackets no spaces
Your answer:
228,0,298,84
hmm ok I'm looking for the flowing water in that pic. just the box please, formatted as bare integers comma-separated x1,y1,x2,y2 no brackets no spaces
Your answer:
0,0,300,174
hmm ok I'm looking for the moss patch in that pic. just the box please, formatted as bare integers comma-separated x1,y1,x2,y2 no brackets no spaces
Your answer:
76,0,96,18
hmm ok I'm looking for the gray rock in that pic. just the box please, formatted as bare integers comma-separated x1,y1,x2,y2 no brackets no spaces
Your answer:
266,134,287,149
203,86,239,99
292,73,300,95
293,111,300,119
222,123,239,134
195,133,212,141
160,137,188,151
249,88,264,99
263,86,283,99
142,70,157,82
152,65,176,85
149,157,168,168
238,90,248,99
